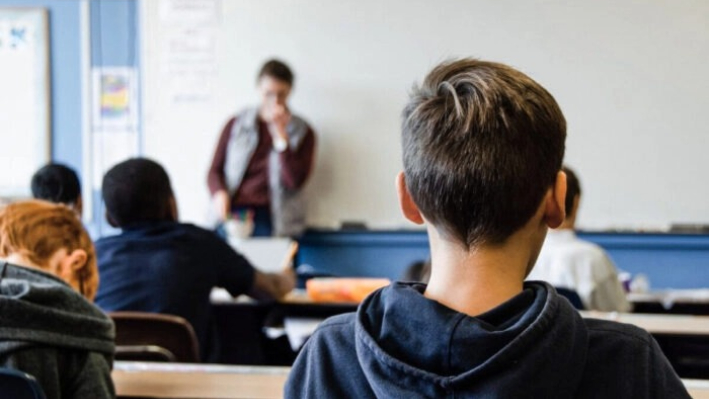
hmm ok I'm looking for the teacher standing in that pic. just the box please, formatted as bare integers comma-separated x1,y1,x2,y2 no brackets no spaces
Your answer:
208,59,316,237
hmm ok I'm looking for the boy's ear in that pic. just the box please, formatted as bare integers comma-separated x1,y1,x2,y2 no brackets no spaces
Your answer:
57,249,88,284
544,170,567,228
396,172,424,225
65,249,88,272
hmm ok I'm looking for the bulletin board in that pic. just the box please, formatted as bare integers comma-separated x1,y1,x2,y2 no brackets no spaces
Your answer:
0,8,50,197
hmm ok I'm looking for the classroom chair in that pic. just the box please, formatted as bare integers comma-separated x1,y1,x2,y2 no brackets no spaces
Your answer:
110,311,200,363
0,368,47,399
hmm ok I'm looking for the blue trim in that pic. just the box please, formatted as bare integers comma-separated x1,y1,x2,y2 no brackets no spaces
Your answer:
0,0,140,237
88,0,140,237
299,230,430,247
90,0,138,67
579,232,709,250
297,230,709,289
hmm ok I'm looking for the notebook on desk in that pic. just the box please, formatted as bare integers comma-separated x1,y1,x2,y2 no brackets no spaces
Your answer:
228,237,296,273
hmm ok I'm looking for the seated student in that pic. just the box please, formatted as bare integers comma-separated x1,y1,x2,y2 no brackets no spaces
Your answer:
31,163,83,215
285,59,688,397
0,200,114,399
94,158,295,362
527,166,631,312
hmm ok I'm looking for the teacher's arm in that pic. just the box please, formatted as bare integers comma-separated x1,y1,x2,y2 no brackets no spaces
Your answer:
208,117,237,220
279,127,316,190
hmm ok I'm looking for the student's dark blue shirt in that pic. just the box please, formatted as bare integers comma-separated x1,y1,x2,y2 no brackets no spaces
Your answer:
94,221,255,361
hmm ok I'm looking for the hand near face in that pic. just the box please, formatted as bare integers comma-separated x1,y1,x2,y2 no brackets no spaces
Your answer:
258,75,292,146
269,105,291,140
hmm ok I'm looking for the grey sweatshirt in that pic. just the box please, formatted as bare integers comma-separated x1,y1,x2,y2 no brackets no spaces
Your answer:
0,262,115,399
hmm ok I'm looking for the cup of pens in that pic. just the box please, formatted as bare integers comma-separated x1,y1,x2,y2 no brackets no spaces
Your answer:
224,209,255,240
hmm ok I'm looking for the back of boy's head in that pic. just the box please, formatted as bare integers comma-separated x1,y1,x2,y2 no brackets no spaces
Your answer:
402,58,566,247
31,163,81,206
562,166,581,217
102,158,174,227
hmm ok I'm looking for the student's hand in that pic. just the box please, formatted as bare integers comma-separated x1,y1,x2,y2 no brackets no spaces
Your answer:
213,190,231,221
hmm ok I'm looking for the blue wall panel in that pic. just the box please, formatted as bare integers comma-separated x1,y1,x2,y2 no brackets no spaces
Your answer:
298,230,709,289
0,0,139,236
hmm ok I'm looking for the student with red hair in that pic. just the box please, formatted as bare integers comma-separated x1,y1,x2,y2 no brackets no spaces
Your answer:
0,200,114,399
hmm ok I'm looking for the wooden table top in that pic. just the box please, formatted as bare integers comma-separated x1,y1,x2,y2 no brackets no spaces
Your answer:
114,361,709,398
113,361,290,399
581,311,709,335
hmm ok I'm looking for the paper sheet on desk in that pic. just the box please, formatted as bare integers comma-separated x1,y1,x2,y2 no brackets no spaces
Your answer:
228,238,294,273
284,318,323,351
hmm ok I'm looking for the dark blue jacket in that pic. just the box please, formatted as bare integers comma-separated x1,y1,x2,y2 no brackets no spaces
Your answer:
286,282,689,398
95,221,255,361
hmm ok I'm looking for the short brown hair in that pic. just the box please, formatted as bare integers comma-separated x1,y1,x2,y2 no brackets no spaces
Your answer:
402,58,566,247
0,200,98,300
258,59,294,86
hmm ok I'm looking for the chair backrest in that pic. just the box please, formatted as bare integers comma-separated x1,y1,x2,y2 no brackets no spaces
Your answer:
0,368,47,399
109,311,200,363
555,287,585,310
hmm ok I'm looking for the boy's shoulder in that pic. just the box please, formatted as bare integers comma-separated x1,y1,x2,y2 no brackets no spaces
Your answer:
310,313,358,343
96,222,218,245
298,312,359,364
578,317,689,398
583,317,654,345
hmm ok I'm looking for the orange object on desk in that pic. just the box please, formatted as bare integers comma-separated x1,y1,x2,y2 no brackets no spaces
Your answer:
306,278,391,303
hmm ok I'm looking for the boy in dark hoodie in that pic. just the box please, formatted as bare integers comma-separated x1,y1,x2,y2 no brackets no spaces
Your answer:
0,200,115,399
285,59,689,398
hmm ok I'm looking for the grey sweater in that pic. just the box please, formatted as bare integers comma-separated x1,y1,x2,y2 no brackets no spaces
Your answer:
0,262,115,399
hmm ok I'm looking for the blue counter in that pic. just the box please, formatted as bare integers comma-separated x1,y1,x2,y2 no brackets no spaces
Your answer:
296,230,709,289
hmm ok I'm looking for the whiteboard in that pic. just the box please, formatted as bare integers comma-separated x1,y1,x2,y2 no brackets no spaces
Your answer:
141,0,709,231
0,8,50,197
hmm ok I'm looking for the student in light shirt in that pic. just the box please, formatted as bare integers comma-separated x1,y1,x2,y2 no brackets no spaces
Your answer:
527,166,631,312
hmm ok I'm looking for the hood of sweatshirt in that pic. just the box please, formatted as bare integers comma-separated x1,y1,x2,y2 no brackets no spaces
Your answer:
0,262,115,356
354,281,588,398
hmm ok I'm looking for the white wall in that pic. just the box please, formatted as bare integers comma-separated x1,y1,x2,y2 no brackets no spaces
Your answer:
141,0,709,231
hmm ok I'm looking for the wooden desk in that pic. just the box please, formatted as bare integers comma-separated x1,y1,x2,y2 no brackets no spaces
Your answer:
113,361,289,399
629,290,709,305
628,290,709,315
683,379,709,398
113,361,708,399
211,289,357,365
581,312,709,335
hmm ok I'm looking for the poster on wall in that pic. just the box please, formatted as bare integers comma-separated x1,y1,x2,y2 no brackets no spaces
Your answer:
90,67,140,189
92,67,138,131
0,8,49,198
